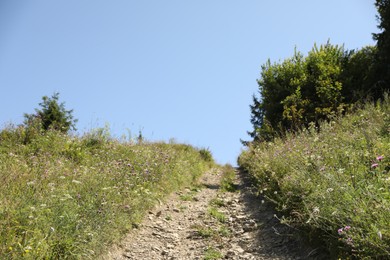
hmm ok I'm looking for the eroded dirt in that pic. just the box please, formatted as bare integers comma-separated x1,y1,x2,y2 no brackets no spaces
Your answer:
103,168,327,260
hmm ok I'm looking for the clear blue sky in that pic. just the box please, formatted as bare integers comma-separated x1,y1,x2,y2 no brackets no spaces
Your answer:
0,1,378,165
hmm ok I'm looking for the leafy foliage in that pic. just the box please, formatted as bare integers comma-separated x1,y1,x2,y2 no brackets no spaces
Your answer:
247,42,380,143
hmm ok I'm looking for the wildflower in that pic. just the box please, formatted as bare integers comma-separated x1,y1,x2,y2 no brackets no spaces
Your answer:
338,228,344,235
377,155,384,161
371,163,379,169
346,237,353,246
344,225,351,231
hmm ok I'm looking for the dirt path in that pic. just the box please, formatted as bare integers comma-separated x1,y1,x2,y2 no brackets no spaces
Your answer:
103,168,327,260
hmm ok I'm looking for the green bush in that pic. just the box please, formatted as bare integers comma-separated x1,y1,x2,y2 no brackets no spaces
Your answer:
239,95,390,258
199,148,214,163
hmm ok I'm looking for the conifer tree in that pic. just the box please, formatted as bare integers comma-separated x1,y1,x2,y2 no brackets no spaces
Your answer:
24,92,77,133
373,0,390,96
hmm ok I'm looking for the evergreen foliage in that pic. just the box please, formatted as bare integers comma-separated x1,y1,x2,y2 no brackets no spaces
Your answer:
24,92,77,134
373,0,390,96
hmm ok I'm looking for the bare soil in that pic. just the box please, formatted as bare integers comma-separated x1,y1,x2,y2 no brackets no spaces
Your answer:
103,168,328,260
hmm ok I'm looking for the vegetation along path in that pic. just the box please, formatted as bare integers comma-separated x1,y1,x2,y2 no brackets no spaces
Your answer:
103,167,327,260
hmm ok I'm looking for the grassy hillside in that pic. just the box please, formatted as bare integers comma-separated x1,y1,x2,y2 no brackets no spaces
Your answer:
239,95,390,258
0,127,213,259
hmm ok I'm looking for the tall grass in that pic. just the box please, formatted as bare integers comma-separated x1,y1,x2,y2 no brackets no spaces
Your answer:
238,95,390,258
0,127,212,259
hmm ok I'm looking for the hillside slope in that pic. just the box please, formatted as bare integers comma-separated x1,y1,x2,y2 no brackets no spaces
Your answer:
0,128,212,259
239,96,390,258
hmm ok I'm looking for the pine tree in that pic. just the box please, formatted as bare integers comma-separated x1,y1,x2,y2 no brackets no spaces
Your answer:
373,0,390,97
24,92,77,133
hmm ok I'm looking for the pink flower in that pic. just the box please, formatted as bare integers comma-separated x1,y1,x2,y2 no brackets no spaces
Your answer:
376,156,384,161
371,163,379,169
338,228,344,235
344,225,351,231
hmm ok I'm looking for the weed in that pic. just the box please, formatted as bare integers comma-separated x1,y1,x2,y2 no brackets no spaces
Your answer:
204,246,223,260
179,205,188,212
191,225,214,238
210,198,225,207
199,148,214,163
220,164,238,192
208,207,227,223
179,194,194,201
218,226,231,237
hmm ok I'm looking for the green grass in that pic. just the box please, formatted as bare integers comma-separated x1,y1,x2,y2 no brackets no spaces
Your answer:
238,95,390,258
220,164,237,192
204,246,223,260
209,198,225,207
0,127,213,259
208,207,227,223
194,226,214,238
179,187,201,201
179,194,194,201
192,224,231,240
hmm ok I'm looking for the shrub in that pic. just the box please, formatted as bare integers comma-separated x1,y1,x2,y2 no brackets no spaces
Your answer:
199,148,214,163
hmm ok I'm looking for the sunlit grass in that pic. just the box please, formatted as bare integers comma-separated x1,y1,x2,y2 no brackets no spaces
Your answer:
0,127,213,259
238,95,390,258
220,164,237,192
204,246,223,260
208,207,227,223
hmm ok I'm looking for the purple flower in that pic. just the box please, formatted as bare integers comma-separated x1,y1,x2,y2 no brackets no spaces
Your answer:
338,228,344,235
371,163,379,169
376,155,384,161
344,225,351,231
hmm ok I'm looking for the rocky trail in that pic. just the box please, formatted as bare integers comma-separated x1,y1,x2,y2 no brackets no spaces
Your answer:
103,168,327,260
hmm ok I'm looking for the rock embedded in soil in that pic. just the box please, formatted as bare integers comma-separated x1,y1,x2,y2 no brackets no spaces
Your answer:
102,168,328,260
